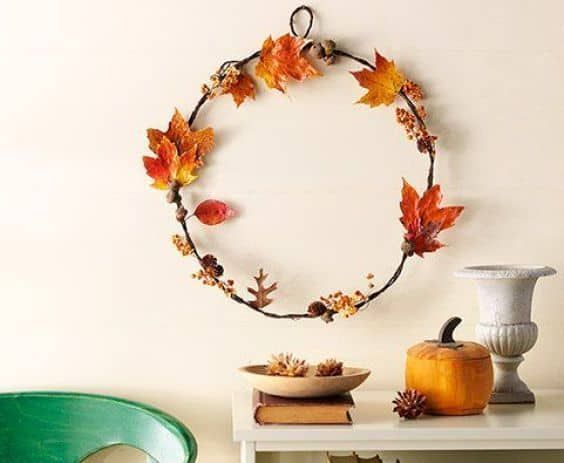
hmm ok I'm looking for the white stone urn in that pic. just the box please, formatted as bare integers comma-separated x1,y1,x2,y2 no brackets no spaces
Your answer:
455,265,556,404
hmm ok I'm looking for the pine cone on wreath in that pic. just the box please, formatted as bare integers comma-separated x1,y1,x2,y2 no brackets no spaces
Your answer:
392,389,426,419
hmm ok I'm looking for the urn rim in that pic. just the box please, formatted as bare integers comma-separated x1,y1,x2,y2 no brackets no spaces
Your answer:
454,264,556,280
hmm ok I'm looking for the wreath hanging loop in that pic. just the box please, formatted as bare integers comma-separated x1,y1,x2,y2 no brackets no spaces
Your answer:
289,5,314,38
142,6,465,323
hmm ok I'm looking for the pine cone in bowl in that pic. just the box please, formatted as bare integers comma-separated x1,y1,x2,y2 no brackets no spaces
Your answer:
315,358,343,377
266,353,308,377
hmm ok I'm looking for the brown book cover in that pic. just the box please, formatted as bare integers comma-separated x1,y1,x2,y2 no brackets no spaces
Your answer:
253,390,354,425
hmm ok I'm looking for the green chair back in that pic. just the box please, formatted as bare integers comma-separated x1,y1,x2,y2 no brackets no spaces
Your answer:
0,392,197,463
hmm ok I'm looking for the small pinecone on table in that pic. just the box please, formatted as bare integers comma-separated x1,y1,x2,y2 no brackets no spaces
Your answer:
392,389,426,419
315,358,343,377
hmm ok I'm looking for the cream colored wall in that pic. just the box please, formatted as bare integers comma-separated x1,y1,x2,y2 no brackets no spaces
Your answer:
1,0,564,462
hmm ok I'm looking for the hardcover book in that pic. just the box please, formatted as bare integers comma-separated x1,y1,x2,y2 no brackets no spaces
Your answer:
253,390,354,425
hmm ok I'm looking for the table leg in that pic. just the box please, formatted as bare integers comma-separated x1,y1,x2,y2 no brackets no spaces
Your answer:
240,441,256,463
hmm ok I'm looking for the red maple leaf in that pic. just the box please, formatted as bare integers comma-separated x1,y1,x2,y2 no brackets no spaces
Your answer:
400,179,464,257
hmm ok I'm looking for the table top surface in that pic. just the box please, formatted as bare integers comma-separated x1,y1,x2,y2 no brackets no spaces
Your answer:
232,389,564,451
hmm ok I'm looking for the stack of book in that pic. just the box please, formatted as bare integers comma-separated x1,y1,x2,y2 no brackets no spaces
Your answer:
253,389,355,425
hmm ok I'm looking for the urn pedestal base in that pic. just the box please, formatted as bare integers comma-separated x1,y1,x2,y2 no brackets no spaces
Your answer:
476,322,538,404
489,354,535,404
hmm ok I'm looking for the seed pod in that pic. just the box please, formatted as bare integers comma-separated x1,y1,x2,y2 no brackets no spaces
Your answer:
176,206,188,222
166,189,180,204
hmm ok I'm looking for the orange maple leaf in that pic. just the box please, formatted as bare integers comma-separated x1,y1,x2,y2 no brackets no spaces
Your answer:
255,33,320,92
143,137,198,190
143,110,214,189
400,179,464,257
147,109,214,168
351,51,406,107
221,69,256,107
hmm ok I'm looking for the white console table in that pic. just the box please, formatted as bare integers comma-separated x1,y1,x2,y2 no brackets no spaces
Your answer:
232,389,564,463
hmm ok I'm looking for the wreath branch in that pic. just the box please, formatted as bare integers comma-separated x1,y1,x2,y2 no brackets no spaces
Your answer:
144,6,463,323
179,22,425,322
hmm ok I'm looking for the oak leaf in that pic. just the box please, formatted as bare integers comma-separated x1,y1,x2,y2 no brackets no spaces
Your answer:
255,33,320,92
351,51,406,107
194,199,235,225
400,179,464,257
247,268,277,309
221,68,256,107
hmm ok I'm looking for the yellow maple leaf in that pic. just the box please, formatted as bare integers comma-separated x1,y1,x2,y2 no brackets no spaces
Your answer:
351,51,406,107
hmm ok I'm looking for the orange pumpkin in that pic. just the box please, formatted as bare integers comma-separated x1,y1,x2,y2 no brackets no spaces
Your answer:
406,317,493,416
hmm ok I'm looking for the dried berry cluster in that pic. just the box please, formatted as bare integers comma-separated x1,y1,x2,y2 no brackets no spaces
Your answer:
203,65,241,97
191,254,236,297
402,80,423,101
395,107,437,155
308,274,374,322
172,234,193,256
321,290,367,319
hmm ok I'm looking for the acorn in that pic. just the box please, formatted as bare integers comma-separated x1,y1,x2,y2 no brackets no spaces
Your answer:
166,189,180,204
324,54,336,66
401,239,414,256
176,206,188,222
321,39,336,56
321,310,336,323
310,42,325,59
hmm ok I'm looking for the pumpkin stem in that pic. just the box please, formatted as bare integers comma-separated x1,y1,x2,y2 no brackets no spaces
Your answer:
438,317,462,344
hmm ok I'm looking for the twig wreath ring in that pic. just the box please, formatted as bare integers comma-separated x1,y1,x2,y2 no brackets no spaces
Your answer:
142,6,464,323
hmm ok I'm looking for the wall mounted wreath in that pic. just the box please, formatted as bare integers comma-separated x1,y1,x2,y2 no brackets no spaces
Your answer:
142,6,464,323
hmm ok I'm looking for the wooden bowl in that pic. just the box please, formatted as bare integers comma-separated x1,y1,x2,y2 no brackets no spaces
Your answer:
238,365,371,398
